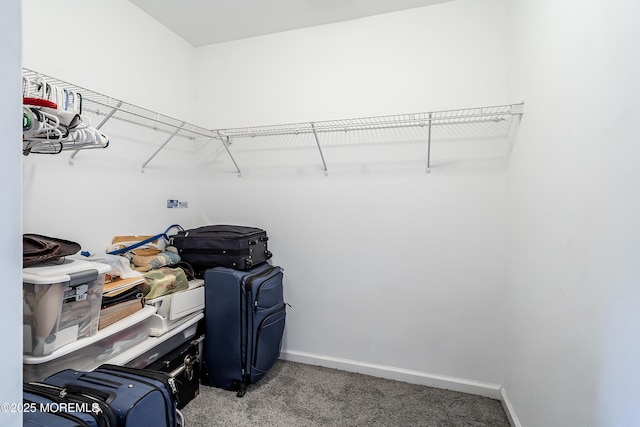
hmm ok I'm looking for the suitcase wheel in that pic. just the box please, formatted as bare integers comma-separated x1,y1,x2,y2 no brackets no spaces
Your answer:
236,382,247,398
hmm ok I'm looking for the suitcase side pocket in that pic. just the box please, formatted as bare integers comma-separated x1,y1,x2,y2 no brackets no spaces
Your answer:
251,305,286,383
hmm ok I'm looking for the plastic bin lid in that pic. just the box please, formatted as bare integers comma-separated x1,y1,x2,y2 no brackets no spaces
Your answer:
23,257,111,284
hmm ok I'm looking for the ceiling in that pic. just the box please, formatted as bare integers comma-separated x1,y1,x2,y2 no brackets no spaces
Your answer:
129,0,455,47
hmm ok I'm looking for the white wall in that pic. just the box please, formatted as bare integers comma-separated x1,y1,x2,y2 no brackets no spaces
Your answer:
23,0,197,121
22,0,201,252
506,0,640,425
194,0,511,388
196,0,509,128
0,0,23,425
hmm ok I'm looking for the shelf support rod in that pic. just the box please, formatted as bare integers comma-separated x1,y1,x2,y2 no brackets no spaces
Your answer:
141,122,185,173
506,102,525,160
426,112,432,174
69,101,123,165
310,122,329,176
217,131,242,177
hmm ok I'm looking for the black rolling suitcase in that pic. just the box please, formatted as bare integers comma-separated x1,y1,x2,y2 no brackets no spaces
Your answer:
43,365,182,427
169,225,272,274
203,263,286,397
146,336,204,409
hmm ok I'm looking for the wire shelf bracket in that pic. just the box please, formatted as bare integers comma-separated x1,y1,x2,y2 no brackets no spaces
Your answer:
217,131,242,177
426,112,433,174
310,123,329,176
141,122,185,173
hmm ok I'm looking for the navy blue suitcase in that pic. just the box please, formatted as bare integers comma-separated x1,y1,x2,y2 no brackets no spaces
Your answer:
43,366,180,427
23,381,117,427
203,263,286,396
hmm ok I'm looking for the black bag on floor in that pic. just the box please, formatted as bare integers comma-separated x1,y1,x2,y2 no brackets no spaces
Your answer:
169,225,272,273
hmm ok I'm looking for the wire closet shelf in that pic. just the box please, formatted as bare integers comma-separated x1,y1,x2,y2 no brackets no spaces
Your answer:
22,68,523,175
216,105,521,138
21,68,230,170
215,103,523,175
22,68,216,140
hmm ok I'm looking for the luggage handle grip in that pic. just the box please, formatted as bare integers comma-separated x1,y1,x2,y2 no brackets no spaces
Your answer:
62,383,115,404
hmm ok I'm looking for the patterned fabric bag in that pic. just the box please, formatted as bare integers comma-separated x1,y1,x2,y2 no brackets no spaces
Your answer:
142,266,189,300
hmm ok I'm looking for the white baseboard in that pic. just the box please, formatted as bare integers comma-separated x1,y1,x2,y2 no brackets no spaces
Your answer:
500,387,522,427
280,349,502,400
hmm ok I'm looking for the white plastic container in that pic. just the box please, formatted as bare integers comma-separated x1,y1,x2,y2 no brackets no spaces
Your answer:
146,279,205,336
23,258,111,356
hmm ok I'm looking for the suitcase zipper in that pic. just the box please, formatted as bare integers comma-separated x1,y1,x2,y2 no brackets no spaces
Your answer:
253,268,283,312
26,382,114,425
237,265,278,396
252,303,286,365
24,382,116,427
98,364,178,396
181,228,264,238
244,265,277,294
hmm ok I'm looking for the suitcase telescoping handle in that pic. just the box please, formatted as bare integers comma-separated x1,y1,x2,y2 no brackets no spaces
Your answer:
248,236,268,245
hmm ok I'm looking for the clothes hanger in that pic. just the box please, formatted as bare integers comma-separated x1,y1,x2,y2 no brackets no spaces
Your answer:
23,74,101,154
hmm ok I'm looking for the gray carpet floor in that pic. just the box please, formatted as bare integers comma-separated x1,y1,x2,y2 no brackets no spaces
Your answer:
180,360,510,426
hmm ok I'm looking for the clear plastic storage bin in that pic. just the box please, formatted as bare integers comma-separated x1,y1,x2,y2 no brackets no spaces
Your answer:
23,305,156,382
124,313,202,368
23,258,111,356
